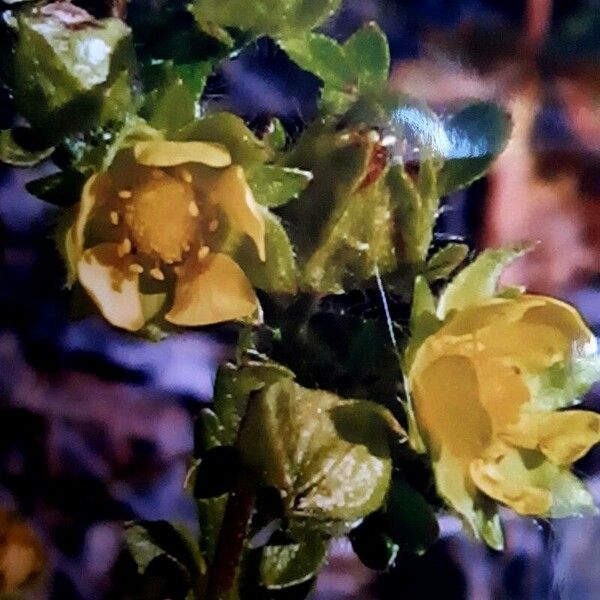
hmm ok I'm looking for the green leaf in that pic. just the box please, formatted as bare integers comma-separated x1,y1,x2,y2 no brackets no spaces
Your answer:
426,243,469,282
387,159,441,265
384,478,439,554
302,169,397,293
344,23,390,93
62,115,159,175
13,5,134,138
213,362,294,447
0,129,53,167
260,531,326,589
238,380,399,522
142,61,211,134
350,515,398,571
279,34,350,90
125,521,206,581
177,112,268,166
235,207,298,294
192,0,342,37
438,245,531,318
247,165,312,208
26,171,85,206
195,408,224,454
264,118,287,152
437,102,511,197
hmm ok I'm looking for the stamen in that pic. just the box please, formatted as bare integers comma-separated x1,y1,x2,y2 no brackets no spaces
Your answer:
110,211,120,225
118,190,132,199
197,245,210,261
150,267,165,281
181,169,193,184
129,263,144,274
208,219,219,232
118,238,132,257
151,169,164,179
188,201,200,218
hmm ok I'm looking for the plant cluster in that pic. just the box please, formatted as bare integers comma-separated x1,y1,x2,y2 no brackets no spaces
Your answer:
1,1,600,599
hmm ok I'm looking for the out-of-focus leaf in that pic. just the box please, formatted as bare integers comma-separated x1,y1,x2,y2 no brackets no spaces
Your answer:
192,0,341,37
13,5,134,138
25,170,86,206
437,102,511,197
195,408,224,455
235,207,298,294
246,165,312,208
426,243,469,282
260,531,326,589
238,379,399,522
177,112,268,166
350,514,398,571
0,129,53,167
343,23,389,93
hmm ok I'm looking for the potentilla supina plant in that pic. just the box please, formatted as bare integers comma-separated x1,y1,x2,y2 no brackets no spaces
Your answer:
67,140,266,331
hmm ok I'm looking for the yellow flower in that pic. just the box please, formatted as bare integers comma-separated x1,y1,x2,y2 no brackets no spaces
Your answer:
407,265,600,548
68,140,266,331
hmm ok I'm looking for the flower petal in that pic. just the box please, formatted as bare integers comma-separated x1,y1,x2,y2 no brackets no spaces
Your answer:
166,252,259,326
411,355,492,459
470,451,552,516
134,141,232,168
70,174,104,257
501,411,600,466
211,166,266,261
78,243,145,332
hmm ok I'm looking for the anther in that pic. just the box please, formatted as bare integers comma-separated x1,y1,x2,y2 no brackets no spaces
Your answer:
151,169,163,179
208,219,219,232
188,201,200,218
129,263,144,274
110,211,119,225
150,267,165,281
181,169,193,184
118,190,132,199
197,246,210,261
118,238,132,257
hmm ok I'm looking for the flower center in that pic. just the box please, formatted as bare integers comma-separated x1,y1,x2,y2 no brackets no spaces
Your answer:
124,171,200,264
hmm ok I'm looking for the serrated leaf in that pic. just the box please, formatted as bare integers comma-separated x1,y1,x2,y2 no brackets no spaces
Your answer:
238,379,399,522
344,22,390,93
437,102,511,197
247,165,312,208
280,34,350,90
0,129,53,167
426,243,469,282
177,112,268,166
438,245,530,318
260,531,326,589
192,0,342,37
235,207,298,294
